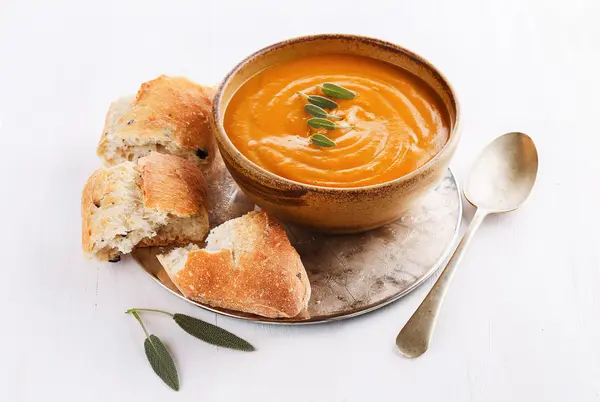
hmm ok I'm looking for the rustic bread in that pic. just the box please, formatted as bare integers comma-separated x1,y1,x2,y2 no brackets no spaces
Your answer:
97,75,215,166
157,211,311,318
82,152,209,262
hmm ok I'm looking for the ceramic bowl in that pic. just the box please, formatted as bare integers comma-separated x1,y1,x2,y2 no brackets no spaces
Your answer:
212,34,461,233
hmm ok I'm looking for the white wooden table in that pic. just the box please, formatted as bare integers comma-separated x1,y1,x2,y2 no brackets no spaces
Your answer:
1,0,599,400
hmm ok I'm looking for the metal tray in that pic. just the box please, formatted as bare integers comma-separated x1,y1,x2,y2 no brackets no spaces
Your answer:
132,155,461,325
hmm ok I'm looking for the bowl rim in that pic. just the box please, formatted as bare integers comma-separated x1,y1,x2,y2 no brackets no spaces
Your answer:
213,33,461,192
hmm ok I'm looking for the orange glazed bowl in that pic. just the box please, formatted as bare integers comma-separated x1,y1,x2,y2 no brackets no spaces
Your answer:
212,34,461,233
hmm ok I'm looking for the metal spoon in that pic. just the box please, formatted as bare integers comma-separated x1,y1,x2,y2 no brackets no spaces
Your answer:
396,132,539,358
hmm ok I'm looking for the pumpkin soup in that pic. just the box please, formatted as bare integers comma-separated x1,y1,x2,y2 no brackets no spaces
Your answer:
224,54,449,188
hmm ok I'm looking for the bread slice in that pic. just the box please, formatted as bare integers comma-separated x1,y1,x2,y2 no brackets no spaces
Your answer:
157,211,311,318
97,75,215,166
82,152,209,262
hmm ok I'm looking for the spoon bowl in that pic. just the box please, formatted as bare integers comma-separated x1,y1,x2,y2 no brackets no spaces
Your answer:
465,132,539,213
395,132,538,358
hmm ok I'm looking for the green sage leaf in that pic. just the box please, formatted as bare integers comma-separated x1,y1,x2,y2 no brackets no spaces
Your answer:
304,104,342,120
321,83,356,100
308,95,338,109
173,313,255,352
298,92,338,109
144,334,179,391
304,104,328,118
307,118,337,130
310,133,336,148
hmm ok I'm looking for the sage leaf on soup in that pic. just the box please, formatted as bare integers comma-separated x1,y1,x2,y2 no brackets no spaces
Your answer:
311,133,336,148
321,83,356,100
307,118,337,130
307,118,355,131
308,95,338,109
297,92,338,109
173,313,255,352
304,104,342,120
304,104,327,118
144,335,180,391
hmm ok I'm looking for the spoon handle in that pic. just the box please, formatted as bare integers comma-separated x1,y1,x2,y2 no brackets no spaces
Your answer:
396,208,488,358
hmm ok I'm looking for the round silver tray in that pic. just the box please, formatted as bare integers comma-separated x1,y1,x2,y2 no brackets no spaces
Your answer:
132,156,461,325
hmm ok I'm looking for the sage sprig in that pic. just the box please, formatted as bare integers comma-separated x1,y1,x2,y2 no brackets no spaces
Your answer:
126,308,256,391
129,310,179,391
307,118,355,131
297,83,360,149
127,308,255,351
297,92,338,109
310,133,336,148
319,83,357,100
304,104,342,120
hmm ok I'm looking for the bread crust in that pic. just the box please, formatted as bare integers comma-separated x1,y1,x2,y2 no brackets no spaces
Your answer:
164,212,311,318
138,152,207,216
81,153,209,261
97,75,215,164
